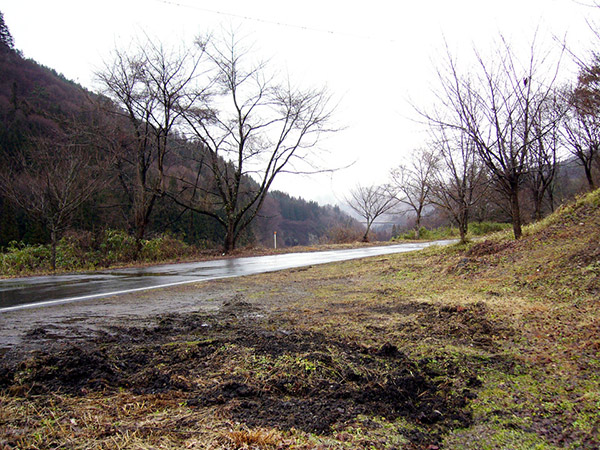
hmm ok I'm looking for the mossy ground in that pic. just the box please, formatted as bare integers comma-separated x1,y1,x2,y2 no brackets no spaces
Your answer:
1,191,599,449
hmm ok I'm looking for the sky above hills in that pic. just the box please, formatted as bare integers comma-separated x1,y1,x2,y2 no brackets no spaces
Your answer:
0,0,596,205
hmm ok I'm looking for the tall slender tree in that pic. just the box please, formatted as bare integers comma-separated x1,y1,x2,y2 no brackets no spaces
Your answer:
97,38,207,257
525,90,562,219
562,70,600,191
429,132,488,243
390,149,438,239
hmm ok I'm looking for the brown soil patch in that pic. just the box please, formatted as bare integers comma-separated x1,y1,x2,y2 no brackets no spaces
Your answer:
0,295,509,448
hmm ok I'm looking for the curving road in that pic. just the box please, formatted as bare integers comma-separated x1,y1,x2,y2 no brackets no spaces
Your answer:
0,240,455,312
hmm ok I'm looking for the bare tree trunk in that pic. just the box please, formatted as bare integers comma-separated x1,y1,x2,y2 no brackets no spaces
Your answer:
458,206,469,244
134,218,147,258
223,224,236,253
584,165,596,191
510,191,522,239
133,191,156,259
458,225,466,244
362,224,371,242
532,190,543,221
460,225,468,244
414,213,421,239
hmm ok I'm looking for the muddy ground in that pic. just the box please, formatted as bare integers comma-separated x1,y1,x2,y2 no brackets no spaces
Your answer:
0,280,231,352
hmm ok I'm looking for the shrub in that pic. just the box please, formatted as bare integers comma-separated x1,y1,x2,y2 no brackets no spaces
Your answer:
0,241,52,275
98,229,137,265
326,225,364,244
56,231,97,270
468,221,511,236
141,235,191,261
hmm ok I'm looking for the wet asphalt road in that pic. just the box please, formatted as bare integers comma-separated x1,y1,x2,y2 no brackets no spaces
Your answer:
0,240,455,312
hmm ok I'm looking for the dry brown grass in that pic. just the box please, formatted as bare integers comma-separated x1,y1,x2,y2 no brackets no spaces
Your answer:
223,428,281,449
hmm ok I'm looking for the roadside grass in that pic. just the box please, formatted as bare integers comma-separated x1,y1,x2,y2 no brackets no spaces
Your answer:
1,190,599,449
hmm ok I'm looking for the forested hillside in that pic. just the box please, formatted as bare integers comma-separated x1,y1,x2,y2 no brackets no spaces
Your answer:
0,14,360,268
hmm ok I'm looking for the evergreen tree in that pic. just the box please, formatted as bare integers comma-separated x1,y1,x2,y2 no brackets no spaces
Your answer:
0,11,15,51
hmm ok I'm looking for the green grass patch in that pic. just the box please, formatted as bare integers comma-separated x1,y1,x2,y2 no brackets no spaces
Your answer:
394,221,511,241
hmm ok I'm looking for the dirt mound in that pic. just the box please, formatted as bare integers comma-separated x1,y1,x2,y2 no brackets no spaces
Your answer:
466,240,515,257
13,346,121,394
371,300,505,351
190,345,471,437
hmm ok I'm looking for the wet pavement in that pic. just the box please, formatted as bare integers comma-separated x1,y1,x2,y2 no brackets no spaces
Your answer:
0,240,455,312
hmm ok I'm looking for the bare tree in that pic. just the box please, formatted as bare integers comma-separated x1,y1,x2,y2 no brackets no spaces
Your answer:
0,118,113,270
562,74,600,191
525,90,563,219
429,132,488,244
423,37,564,239
561,4,600,191
96,37,206,256
390,149,438,239
164,33,335,253
346,184,397,242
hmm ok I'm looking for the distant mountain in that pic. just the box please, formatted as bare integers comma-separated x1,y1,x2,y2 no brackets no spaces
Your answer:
254,191,362,247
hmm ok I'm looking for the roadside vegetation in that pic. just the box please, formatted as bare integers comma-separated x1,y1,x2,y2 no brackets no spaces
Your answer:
0,231,392,278
1,189,598,449
0,230,203,276
0,221,510,277
392,221,511,241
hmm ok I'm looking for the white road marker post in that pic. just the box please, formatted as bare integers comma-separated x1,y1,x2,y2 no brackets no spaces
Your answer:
274,231,277,249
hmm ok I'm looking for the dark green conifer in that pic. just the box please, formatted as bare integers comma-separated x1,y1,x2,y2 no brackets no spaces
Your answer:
0,11,15,51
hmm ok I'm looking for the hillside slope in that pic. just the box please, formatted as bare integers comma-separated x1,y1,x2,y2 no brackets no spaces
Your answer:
430,189,600,448
458,188,600,298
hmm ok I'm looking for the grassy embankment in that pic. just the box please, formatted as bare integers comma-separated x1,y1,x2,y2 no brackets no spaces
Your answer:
0,190,599,449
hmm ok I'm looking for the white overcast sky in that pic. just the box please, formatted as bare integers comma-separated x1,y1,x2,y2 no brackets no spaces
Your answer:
0,0,596,205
